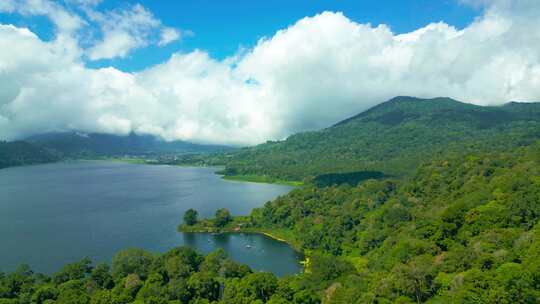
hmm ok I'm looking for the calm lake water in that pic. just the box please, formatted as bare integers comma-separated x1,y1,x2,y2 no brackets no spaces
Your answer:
0,161,300,276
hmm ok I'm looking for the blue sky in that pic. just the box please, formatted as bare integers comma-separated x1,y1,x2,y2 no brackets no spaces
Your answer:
0,0,480,71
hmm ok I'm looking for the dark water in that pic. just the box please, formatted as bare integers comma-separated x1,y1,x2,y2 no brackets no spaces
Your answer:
0,161,300,276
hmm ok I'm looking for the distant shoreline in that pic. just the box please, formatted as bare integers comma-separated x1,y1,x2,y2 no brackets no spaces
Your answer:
1,155,304,187
96,157,304,187
221,174,303,187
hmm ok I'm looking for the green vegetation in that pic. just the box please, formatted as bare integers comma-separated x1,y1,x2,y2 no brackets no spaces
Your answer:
175,97,540,302
220,174,303,186
182,140,540,302
243,142,540,302
179,215,248,233
218,97,540,181
183,209,199,226
313,171,385,187
214,209,232,229
0,141,60,169
92,157,149,164
27,132,232,158
0,247,321,304
0,132,232,170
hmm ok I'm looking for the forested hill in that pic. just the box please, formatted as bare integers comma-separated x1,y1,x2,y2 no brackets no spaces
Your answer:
26,132,232,157
0,141,60,169
192,141,540,303
220,97,540,181
0,132,233,170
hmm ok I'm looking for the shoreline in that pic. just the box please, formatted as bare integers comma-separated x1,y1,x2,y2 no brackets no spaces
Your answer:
180,227,310,272
180,224,306,255
93,157,302,187
259,231,288,243
221,174,303,187
2,156,303,187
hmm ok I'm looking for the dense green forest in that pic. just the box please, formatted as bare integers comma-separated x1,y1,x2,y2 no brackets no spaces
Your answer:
0,141,60,169
0,246,330,304
182,141,540,303
218,97,540,181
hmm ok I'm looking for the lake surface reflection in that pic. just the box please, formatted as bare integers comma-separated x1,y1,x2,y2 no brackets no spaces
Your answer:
0,161,300,276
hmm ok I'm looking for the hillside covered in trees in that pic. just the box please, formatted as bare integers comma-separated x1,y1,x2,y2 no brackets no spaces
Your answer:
0,141,60,169
0,132,232,170
184,141,540,303
26,132,232,158
219,97,540,181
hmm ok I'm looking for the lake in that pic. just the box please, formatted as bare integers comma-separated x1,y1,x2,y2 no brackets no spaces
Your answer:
0,161,300,276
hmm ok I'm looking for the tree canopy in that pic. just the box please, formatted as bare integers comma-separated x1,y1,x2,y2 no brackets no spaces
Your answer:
184,209,199,226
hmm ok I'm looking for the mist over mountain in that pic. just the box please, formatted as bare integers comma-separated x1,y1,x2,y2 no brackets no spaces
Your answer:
4,96,538,173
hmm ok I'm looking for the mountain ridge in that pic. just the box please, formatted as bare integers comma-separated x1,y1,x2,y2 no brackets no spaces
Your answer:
333,96,540,128
0,140,60,169
25,131,233,157
219,96,540,180
0,132,234,169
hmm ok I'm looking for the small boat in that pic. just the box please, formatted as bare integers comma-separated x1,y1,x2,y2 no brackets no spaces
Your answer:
245,244,252,249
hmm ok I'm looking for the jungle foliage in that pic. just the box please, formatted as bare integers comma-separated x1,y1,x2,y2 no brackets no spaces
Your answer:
0,246,360,304
238,141,540,303
219,97,540,181
178,140,540,303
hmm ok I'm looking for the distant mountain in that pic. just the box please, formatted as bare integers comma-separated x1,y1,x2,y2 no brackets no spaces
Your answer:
220,96,540,180
0,132,234,169
0,141,60,169
25,132,233,157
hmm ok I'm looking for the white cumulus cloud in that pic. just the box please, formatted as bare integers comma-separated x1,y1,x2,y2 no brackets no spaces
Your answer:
158,27,181,46
85,3,180,60
0,0,540,145
0,0,84,34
